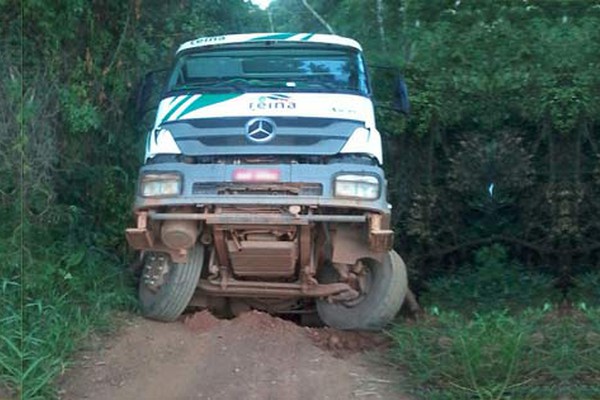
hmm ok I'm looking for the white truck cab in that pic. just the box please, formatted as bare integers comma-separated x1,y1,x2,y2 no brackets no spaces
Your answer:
146,33,383,163
126,33,409,331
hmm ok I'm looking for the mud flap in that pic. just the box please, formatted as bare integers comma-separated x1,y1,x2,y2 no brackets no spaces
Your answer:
331,226,384,265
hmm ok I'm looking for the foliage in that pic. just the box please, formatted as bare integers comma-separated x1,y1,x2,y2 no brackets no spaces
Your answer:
270,0,600,284
570,272,600,307
387,244,599,399
0,0,269,397
0,204,136,399
2,0,599,397
388,307,600,400
421,245,558,314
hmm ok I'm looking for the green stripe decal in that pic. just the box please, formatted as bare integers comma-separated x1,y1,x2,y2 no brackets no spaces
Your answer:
161,95,191,123
250,33,296,41
177,93,242,119
302,33,315,41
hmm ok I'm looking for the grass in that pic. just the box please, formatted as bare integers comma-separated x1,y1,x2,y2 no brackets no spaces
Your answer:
386,246,600,400
569,272,600,307
388,308,600,399
419,244,559,314
0,219,135,400
2,228,597,400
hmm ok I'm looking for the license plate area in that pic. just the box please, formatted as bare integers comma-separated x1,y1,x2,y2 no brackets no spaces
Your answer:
232,168,281,182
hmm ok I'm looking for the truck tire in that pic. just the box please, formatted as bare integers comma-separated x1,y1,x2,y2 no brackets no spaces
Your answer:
316,250,407,331
139,245,204,322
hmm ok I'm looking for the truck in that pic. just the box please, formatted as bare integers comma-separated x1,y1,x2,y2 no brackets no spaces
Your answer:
126,33,410,330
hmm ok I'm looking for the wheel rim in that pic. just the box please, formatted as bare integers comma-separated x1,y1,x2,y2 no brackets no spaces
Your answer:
341,261,373,307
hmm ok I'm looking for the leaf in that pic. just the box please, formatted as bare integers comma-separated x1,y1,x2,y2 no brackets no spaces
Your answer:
65,249,86,268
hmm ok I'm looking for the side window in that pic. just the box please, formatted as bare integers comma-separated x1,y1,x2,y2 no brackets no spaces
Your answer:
135,69,168,129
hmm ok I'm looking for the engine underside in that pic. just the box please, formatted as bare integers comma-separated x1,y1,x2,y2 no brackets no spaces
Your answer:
127,205,393,304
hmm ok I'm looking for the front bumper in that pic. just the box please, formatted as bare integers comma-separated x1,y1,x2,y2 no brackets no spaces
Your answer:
126,161,394,264
133,161,391,212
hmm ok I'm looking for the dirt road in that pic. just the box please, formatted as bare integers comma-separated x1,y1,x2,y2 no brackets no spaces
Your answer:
58,311,409,400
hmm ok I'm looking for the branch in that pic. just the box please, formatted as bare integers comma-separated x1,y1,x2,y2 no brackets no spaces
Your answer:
301,0,335,34
103,11,131,75
267,9,275,33
376,0,388,52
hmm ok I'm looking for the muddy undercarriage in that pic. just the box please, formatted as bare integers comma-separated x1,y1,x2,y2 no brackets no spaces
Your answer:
127,205,407,329
125,161,408,330
128,204,392,296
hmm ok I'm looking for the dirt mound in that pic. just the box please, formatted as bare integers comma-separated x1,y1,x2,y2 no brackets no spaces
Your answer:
59,312,408,400
307,328,391,357
232,310,300,333
183,309,391,358
182,310,220,332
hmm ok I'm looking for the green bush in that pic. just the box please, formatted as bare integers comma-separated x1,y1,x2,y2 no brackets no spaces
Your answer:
570,272,600,307
420,245,558,314
0,223,136,399
0,285,21,398
388,308,600,400
387,245,597,399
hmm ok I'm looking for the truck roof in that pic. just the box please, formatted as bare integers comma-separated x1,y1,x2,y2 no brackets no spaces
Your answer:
177,33,363,53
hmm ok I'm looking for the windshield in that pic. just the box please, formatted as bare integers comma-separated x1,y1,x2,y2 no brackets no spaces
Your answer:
166,45,370,96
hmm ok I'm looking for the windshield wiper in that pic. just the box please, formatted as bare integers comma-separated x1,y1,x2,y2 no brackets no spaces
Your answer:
289,78,341,92
169,80,246,93
209,78,301,91
170,78,348,94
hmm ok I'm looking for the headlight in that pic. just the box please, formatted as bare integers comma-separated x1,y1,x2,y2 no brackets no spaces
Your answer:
334,174,380,200
140,173,182,197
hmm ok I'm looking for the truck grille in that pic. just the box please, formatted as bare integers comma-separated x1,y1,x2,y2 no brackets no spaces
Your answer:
192,182,323,196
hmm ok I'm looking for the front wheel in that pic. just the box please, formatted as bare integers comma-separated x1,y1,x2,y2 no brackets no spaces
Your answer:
139,245,204,322
316,250,407,331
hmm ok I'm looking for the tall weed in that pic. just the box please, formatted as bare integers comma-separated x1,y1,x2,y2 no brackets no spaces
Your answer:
388,245,600,399
388,308,600,399
0,215,136,399
389,311,537,399
420,245,558,314
570,272,600,307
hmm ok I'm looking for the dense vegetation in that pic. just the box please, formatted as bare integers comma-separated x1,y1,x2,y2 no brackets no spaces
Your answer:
271,0,600,286
389,245,600,398
1,0,598,399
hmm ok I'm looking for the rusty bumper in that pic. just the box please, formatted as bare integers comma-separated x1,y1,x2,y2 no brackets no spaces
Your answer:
126,209,394,264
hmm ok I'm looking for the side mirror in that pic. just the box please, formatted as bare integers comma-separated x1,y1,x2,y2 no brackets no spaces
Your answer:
134,72,152,118
369,65,410,116
135,68,169,121
394,76,410,115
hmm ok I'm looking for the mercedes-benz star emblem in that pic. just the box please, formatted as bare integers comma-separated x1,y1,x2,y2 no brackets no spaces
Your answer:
245,118,276,143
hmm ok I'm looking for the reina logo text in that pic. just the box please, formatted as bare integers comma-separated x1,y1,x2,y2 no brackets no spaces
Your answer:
249,94,297,111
